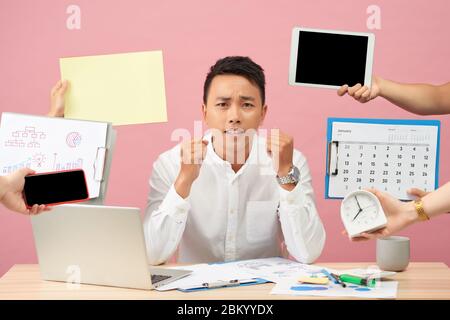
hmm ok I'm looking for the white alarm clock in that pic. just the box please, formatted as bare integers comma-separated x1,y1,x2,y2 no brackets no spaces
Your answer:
340,190,387,238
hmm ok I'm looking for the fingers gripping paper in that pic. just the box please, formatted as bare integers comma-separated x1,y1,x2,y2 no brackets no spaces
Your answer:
60,51,168,126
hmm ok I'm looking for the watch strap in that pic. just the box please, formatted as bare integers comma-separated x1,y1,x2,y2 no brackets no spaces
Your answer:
276,166,299,185
414,199,430,221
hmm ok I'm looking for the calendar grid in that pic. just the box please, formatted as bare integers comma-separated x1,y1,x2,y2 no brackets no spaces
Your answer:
325,118,440,200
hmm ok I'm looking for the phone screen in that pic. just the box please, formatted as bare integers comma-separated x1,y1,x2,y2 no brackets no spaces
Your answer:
23,170,89,206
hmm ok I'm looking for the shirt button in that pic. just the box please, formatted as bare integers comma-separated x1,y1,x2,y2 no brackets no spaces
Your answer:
230,209,235,214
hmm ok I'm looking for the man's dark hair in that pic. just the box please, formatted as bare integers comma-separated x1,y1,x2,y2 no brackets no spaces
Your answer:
203,56,266,105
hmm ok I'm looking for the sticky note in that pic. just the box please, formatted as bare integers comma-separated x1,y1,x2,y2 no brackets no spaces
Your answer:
60,51,168,126
297,277,329,285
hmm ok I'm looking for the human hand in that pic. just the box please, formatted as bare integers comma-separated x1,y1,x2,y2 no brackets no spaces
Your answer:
337,76,381,103
48,80,68,117
174,138,208,198
343,188,418,242
266,129,294,177
0,168,51,215
407,187,430,199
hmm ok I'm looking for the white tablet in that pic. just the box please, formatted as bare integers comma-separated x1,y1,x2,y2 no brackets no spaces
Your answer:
289,27,375,89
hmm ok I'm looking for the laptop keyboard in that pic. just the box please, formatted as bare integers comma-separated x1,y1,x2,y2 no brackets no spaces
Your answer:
151,274,171,284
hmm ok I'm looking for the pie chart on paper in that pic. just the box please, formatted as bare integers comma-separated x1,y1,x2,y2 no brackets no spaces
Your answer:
66,132,82,148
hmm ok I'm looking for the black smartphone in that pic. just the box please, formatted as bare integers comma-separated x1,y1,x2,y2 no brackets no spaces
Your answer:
23,169,89,207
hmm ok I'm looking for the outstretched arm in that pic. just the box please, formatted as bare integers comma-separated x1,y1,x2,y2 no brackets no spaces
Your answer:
338,76,450,115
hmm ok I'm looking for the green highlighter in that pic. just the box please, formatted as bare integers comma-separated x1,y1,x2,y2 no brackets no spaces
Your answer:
339,274,376,287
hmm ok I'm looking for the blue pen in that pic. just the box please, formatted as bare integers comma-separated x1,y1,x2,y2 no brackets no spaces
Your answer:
321,269,339,284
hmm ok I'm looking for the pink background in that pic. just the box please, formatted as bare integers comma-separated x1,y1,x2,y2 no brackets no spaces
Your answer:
1,0,449,276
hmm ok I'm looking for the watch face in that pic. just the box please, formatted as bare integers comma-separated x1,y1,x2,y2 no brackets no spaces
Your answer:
340,190,387,237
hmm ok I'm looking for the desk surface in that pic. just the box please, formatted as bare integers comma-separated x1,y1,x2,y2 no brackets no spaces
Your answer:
1,262,450,300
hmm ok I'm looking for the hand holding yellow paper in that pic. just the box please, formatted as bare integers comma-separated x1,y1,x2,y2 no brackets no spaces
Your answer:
60,51,167,126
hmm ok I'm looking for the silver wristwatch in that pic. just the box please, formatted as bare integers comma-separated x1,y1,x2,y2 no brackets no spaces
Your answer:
276,165,300,185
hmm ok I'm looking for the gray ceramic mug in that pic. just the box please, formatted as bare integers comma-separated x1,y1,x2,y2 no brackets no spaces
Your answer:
376,236,410,272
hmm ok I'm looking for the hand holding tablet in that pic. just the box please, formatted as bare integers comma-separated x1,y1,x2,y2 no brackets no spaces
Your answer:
337,76,381,103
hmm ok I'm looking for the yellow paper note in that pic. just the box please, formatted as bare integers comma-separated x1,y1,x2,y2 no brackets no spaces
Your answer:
297,277,329,285
60,51,167,126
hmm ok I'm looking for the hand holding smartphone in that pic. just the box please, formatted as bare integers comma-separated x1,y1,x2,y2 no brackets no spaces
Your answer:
23,169,89,208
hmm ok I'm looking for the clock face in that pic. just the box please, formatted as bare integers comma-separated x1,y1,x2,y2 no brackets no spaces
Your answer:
340,190,387,237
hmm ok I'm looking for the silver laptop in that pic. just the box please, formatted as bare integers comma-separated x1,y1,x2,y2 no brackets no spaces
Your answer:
30,204,191,290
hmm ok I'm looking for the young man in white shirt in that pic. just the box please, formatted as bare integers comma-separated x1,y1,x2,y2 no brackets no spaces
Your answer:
144,56,325,265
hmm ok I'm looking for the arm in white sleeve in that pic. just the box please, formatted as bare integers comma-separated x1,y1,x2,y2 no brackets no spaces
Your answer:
143,151,190,265
278,152,326,264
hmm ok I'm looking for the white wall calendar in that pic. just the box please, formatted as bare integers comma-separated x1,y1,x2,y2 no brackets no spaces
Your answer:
325,118,440,200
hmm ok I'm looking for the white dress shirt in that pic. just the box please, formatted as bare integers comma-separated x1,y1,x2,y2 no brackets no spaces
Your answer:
144,133,326,265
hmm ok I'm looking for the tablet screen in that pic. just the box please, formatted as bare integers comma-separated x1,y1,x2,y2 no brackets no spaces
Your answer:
294,31,369,87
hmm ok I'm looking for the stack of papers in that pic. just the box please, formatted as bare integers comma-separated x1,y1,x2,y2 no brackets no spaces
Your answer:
158,257,398,298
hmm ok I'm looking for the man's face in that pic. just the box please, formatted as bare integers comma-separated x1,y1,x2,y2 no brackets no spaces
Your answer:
202,74,267,147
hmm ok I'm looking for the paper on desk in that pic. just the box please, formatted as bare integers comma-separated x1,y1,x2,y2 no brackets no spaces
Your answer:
155,263,255,291
271,278,398,299
60,50,167,126
213,257,326,283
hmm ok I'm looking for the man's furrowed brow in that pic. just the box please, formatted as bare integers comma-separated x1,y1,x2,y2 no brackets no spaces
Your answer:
216,96,232,101
240,96,255,101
